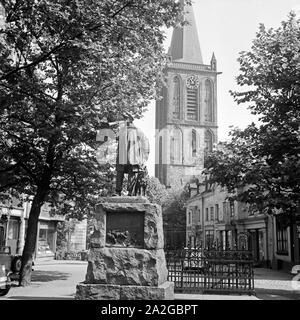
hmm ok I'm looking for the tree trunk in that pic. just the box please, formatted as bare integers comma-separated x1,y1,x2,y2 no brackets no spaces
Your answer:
19,191,46,286
18,127,55,286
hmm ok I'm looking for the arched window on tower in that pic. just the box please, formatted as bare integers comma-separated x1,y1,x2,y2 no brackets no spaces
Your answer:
173,76,180,119
205,130,213,154
192,129,197,158
170,128,182,165
159,136,163,182
204,132,213,178
204,80,213,122
186,129,200,165
187,88,198,121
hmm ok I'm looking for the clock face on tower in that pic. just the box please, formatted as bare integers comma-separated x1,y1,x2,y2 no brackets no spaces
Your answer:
187,75,199,89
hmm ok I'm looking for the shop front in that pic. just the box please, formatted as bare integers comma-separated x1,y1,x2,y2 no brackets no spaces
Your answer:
273,213,300,270
1,200,64,259
36,221,57,259
247,229,266,266
237,216,270,267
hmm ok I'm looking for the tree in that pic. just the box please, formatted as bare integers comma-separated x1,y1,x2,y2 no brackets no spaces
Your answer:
145,176,168,206
56,219,77,253
0,0,189,285
144,176,189,248
162,185,189,248
205,13,300,216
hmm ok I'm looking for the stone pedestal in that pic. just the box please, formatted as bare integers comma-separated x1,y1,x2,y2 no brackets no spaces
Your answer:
75,196,174,300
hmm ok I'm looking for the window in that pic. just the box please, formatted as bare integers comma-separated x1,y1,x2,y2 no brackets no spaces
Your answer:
7,220,19,240
170,137,174,164
210,207,214,221
205,130,213,154
215,204,219,221
230,202,235,217
192,129,197,158
205,208,209,221
198,208,201,223
186,88,198,120
173,76,180,119
158,136,163,182
223,202,227,217
276,221,288,254
188,210,192,225
204,79,213,122
170,129,182,164
205,231,214,249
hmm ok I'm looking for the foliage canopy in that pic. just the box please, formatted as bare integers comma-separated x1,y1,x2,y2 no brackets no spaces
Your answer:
205,13,300,215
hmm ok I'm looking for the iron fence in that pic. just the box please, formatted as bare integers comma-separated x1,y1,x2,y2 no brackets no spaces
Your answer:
165,248,255,295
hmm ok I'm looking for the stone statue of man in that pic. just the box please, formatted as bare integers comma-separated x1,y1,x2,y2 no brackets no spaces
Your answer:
96,113,150,196
116,114,150,196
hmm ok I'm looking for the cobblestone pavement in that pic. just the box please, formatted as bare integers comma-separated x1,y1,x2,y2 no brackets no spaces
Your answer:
0,261,299,300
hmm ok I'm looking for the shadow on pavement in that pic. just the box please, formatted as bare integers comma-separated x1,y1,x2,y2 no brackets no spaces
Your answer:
31,270,69,282
254,268,293,281
255,288,300,300
35,262,87,266
5,296,73,300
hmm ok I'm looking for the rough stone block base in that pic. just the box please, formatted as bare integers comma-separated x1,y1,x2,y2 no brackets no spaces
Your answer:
75,281,174,300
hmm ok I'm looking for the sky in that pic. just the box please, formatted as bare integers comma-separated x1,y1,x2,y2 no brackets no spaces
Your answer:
135,0,300,177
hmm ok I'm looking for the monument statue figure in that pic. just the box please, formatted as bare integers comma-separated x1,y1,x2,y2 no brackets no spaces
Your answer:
116,114,150,196
96,113,150,196
78,114,173,301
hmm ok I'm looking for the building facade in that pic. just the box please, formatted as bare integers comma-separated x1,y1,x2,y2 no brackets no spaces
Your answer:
271,211,300,270
155,2,220,188
187,185,300,270
155,2,300,271
187,185,273,267
0,198,64,259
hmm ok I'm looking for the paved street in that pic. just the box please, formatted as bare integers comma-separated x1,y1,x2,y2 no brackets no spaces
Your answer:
1,260,299,300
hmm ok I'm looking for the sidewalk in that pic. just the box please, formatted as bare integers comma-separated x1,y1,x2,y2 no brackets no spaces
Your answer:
0,261,299,300
0,260,87,300
175,293,259,300
176,268,300,300
253,268,300,300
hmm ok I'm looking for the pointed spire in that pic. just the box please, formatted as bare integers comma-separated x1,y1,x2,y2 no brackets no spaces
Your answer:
168,1,203,64
211,52,217,70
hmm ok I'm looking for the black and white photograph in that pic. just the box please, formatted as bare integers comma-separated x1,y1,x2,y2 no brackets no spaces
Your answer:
0,0,299,310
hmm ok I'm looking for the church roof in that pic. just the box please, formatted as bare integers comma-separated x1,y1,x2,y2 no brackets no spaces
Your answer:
168,2,203,65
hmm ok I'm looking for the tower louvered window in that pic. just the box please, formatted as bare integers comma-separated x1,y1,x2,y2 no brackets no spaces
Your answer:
173,77,180,119
205,80,213,122
187,89,198,120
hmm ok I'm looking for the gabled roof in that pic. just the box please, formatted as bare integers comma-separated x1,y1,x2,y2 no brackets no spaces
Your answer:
168,2,203,65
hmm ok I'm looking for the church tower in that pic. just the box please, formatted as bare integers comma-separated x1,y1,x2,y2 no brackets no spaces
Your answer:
155,2,220,188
